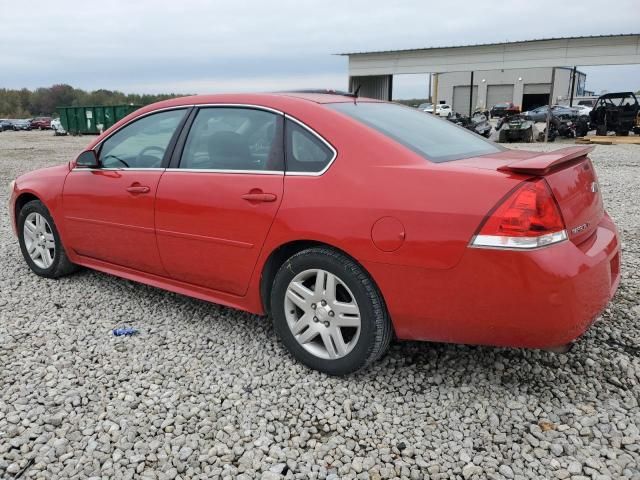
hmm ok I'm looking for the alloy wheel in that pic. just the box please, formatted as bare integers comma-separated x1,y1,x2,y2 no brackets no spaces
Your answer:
23,212,55,269
284,269,361,360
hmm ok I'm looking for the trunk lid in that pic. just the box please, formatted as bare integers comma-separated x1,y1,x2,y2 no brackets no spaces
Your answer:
454,146,604,245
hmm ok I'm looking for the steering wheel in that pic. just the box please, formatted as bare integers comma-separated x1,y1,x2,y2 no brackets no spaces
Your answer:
136,146,165,167
102,154,130,168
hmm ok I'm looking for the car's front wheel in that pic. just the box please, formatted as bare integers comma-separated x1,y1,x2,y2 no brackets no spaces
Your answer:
17,200,78,278
271,247,392,375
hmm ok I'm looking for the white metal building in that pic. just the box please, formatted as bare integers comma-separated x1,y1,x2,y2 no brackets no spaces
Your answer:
438,67,586,114
340,34,640,114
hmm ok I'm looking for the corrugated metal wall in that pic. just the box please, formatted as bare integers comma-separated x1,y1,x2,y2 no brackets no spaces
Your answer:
349,75,393,100
452,86,478,115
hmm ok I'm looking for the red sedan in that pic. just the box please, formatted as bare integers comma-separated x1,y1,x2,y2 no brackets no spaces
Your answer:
9,93,620,375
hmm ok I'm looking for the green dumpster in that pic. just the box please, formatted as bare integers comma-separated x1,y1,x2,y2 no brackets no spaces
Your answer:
57,104,141,135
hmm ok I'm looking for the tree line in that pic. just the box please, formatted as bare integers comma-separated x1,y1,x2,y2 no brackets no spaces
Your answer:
0,84,189,118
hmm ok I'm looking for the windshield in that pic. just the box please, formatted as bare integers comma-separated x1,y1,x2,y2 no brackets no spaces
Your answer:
329,102,503,163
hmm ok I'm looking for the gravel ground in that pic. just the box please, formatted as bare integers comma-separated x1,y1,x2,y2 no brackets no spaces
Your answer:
0,131,638,480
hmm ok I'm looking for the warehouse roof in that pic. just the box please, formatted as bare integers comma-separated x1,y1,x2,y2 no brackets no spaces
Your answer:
338,33,640,56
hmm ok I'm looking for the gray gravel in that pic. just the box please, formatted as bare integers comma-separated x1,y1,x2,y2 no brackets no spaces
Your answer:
1,131,638,479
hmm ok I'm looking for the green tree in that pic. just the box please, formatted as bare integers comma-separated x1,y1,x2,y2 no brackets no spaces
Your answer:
0,85,189,117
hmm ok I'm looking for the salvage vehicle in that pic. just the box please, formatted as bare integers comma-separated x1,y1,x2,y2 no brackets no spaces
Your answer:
30,116,52,130
11,119,32,131
490,102,520,118
521,105,577,122
449,112,492,137
589,92,639,136
497,114,535,142
50,118,67,136
9,92,621,375
424,103,452,117
0,119,14,131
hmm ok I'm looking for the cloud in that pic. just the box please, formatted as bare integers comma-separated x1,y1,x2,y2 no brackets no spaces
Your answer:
1,0,639,97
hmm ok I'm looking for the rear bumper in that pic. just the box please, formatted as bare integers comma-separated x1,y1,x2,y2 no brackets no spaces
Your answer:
365,213,621,349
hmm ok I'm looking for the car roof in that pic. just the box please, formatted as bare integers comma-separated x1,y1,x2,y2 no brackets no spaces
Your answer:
146,92,382,108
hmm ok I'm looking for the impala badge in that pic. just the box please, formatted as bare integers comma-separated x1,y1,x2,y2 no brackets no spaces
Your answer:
591,182,599,193
572,223,590,235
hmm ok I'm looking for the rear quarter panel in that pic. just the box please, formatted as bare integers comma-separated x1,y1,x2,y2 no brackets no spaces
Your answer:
260,107,527,271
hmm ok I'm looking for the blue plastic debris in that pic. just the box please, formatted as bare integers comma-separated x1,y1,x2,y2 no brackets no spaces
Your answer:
112,327,139,336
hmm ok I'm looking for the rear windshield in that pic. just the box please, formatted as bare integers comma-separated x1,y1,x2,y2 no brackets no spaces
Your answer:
329,102,503,163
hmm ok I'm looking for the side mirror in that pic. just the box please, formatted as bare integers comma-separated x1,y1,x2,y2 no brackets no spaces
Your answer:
75,150,99,168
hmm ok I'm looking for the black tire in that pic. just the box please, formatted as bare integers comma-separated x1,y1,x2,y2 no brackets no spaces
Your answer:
271,247,392,375
616,130,629,137
17,200,78,278
596,125,607,136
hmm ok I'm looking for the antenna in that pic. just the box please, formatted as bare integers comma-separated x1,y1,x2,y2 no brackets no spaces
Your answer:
353,84,361,104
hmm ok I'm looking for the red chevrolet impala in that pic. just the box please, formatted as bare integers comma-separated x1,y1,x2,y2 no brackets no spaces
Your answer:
9,92,620,375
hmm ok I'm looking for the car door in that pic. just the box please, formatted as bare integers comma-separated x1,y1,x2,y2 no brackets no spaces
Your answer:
154,106,284,296
63,108,188,275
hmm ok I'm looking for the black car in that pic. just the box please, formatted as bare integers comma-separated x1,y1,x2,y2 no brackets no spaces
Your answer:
490,102,520,118
0,119,14,131
11,119,32,131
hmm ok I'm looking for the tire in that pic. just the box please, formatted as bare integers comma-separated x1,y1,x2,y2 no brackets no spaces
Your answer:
17,200,78,278
596,125,607,136
271,247,392,375
616,130,629,137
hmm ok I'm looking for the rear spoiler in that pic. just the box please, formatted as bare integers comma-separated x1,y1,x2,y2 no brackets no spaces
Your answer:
498,146,594,175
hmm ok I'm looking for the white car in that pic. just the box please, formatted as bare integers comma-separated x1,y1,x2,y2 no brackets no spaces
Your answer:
50,118,67,136
424,104,452,117
572,105,592,116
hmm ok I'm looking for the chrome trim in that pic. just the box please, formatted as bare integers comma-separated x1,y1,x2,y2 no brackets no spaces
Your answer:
164,168,284,175
71,167,166,172
92,105,192,151
194,103,284,115
470,230,568,250
284,114,337,176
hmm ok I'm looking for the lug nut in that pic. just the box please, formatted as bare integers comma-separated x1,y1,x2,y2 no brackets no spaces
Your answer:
320,300,327,306
313,316,319,322
323,321,330,327
328,310,335,317
311,303,316,309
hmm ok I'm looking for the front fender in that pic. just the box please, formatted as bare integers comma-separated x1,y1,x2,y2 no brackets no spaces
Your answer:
11,164,71,241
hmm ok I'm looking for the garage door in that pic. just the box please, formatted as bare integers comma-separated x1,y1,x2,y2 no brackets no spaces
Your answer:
452,85,478,115
486,84,514,109
524,83,551,95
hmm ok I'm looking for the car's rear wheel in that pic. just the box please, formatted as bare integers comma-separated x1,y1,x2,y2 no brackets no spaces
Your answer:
18,200,77,278
271,247,392,375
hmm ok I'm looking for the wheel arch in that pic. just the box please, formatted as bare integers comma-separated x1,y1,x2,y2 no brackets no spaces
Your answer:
259,240,388,320
13,192,42,229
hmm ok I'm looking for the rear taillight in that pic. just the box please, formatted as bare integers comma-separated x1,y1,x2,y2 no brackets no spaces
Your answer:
471,179,567,249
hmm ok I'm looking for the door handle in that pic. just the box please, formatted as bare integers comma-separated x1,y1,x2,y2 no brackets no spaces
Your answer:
126,185,150,194
241,192,277,202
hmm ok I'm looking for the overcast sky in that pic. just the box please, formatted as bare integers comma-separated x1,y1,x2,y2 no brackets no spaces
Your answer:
1,0,639,98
